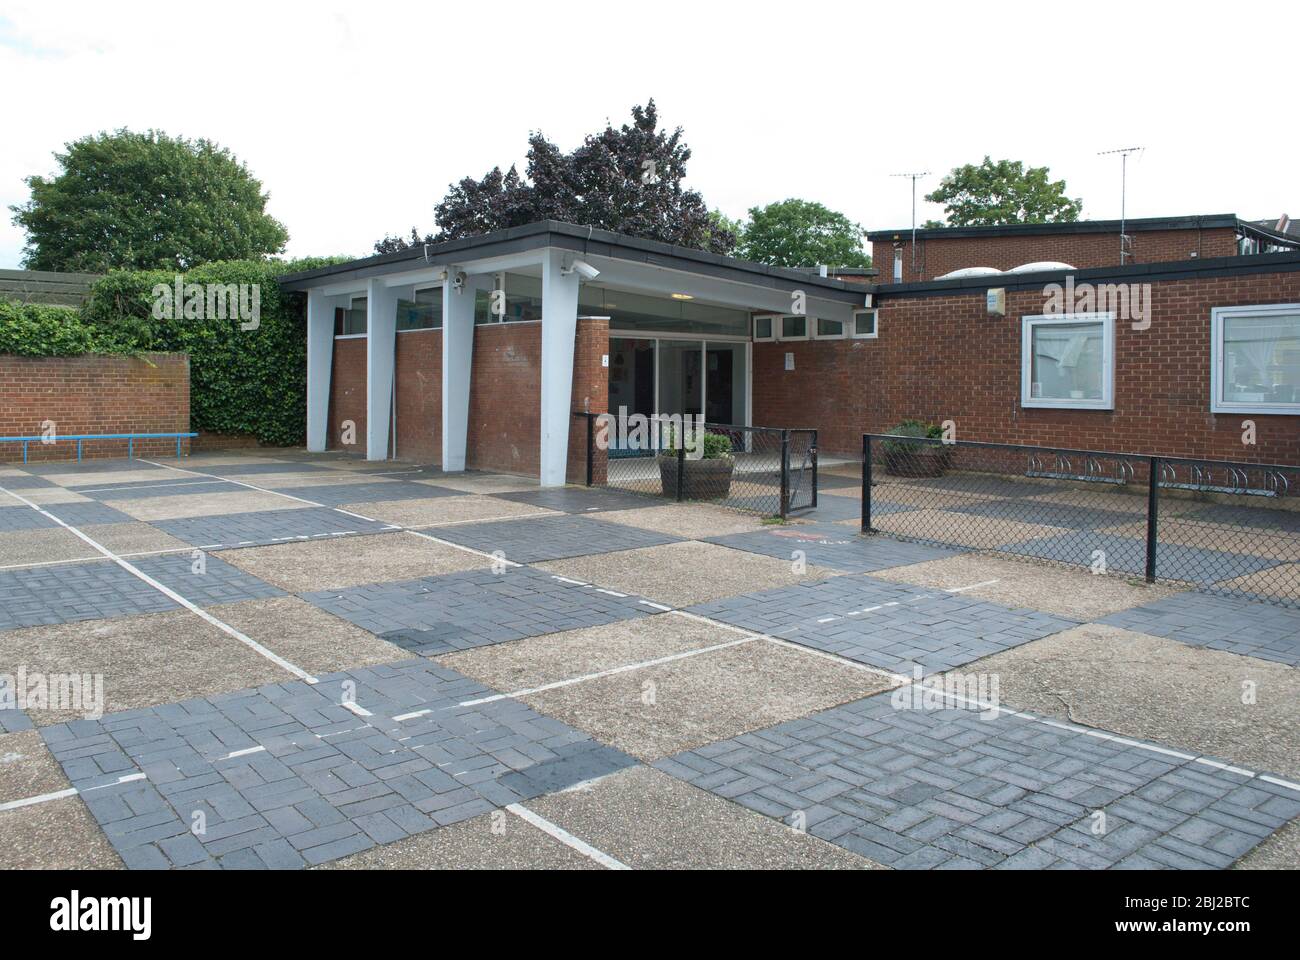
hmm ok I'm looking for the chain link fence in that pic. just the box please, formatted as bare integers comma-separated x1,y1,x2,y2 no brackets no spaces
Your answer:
862,434,1300,608
575,413,817,518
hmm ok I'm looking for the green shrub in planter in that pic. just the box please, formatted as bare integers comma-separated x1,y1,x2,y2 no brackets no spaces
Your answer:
659,428,735,499
882,420,950,477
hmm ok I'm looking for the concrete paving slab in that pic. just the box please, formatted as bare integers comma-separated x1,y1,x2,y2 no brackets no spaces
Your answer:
0,797,123,869
81,522,191,557
966,623,1300,781
104,489,314,521
277,480,460,507
1219,562,1300,603
1106,519,1300,562
525,765,879,869
1006,530,1281,585
0,527,97,565
419,474,540,495
215,531,492,592
537,540,841,608
0,609,294,724
318,809,601,870
209,597,408,674
10,486,92,505
438,614,736,692
40,467,176,487
523,640,891,761
341,495,555,528
0,728,71,803
871,553,1185,621
597,503,771,538
493,487,669,514
709,524,965,574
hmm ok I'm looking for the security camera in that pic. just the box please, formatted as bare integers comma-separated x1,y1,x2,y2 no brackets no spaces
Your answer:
451,271,467,292
563,258,600,280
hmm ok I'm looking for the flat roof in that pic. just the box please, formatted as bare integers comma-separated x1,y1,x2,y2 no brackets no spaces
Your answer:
278,220,868,303
868,249,1300,299
866,214,1242,243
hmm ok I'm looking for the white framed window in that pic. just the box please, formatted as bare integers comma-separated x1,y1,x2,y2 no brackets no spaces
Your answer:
1211,303,1300,414
334,296,368,337
814,317,845,339
1021,312,1114,409
753,314,776,342
853,309,879,339
779,315,808,341
397,286,443,332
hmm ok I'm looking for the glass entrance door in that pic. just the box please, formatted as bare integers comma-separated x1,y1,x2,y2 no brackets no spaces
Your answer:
608,337,655,454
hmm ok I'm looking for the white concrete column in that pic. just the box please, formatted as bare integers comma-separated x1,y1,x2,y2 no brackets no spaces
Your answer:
306,289,335,453
539,250,580,486
366,278,398,461
441,272,478,472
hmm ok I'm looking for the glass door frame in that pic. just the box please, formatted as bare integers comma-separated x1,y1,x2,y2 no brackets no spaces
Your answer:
607,328,752,430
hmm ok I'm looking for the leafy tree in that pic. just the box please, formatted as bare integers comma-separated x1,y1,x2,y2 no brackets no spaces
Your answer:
735,199,871,268
924,157,1082,227
10,130,288,272
426,101,735,255
374,227,433,256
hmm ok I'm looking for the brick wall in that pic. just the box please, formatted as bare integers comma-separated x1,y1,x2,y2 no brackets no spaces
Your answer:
465,323,542,474
0,353,190,463
568,318,609,484
880,228,1238,283
394,329,441,462
327,337,367,454
755,269,1300,465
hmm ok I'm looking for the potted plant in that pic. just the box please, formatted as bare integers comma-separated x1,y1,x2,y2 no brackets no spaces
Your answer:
881,420,951,478
659,430,735,500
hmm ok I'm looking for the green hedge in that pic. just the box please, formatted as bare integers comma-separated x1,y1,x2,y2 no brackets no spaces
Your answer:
81,260,320,446
0,300,109,356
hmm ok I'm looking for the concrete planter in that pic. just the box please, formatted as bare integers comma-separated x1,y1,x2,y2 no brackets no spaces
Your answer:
658,453,735,500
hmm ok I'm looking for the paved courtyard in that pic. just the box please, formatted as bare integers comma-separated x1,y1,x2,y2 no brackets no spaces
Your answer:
0,449,1296,870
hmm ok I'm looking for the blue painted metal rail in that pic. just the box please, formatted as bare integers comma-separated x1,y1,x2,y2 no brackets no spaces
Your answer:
0,432,197,464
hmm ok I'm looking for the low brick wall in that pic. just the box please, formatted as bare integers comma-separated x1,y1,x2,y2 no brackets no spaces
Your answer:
0,353,190,463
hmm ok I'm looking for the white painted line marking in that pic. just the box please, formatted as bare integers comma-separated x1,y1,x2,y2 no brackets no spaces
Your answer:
404,528,522,567
638,600,673,612
342,701,373,718
458,635,758,706
595,588,628,598
0,483,318,685
1260,774,1300,793
0,545,198,572
224,745,266,760
945,579,1002,594
392,709,432,722
550,575,586,586
77,479,224,495
506,803,630,870
0,773,147,812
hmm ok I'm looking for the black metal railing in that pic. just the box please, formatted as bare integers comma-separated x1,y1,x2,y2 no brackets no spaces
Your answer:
862,434,1300,607
575,412,817,519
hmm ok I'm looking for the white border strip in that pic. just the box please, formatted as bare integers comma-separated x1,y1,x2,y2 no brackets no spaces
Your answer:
0,773,147,813
0,482,317,684
505,803,630,870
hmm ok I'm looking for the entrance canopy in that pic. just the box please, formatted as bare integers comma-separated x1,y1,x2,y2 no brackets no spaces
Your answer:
279,221,870,486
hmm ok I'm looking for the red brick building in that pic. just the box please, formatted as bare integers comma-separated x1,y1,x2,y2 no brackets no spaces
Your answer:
280,217,1300,481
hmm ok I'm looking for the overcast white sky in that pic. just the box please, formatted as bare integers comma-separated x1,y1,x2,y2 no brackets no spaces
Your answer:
0,0,1293,268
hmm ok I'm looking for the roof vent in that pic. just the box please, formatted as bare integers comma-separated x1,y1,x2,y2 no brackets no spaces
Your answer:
1006,261,1076,274
935,266,1003,280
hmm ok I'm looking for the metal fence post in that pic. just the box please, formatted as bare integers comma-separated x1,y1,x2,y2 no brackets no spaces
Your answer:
585,413,594,487
810,430,819,509
779,430,791,519
862,435,873,533
676,444,685,503
1145,456,1160,583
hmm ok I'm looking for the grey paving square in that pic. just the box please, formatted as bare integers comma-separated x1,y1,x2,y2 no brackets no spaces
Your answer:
1004,531,1281,584
42,658,637,869
949,498,1138,531
149,507,402,550
132,553,285,606
1099,592,1300,667
430,514,681,563
492,487,669,514
40,501,136,526
0,560,179,629
302,565,656,655
272,481,463,505
0,505,60,531
707,524,963,574
656,691,1299,870
79,478,234,500
0,474,58,490
687,575,1075,676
